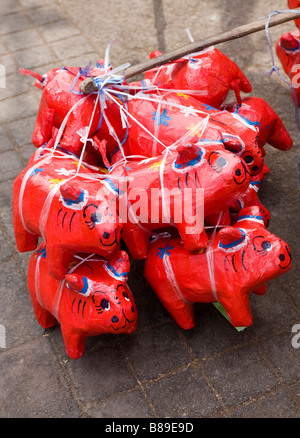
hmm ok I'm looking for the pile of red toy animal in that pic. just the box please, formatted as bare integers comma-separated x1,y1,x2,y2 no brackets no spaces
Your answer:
13,45,293,359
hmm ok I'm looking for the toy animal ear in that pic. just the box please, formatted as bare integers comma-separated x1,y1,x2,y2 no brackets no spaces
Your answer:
236,206,265,227
280,33,299,50
221,133,243,153
60,183,80,201
104,251,130,281
175,144,204,169
92,137,111,169
65,274,91,296
218,227,246,248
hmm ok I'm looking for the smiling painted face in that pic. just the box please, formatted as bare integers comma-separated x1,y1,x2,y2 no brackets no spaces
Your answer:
65,250,137,335
59,181,123,253
217,207,292,289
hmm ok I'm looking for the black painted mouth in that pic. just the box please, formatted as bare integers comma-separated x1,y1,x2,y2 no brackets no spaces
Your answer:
110,309,136,331
278,245,292,270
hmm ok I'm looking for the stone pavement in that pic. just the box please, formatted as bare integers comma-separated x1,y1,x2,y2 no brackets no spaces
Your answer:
0,0,299,418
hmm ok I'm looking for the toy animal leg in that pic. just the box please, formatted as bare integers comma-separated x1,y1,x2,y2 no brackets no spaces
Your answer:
146,273,195,330
59,113,86,156
46,244,74,280
32,107,55,147
220,292,253,327
28,287,56,329
176,222,208,251
60,325,86,359
12,201,39,252
206,209,231,227
122,223,150,259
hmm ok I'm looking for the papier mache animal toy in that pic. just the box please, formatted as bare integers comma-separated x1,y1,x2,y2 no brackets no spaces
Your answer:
14,41,293,359
222,96,293,155
276,1,300,104
108,142,251,259
28,242,137,359
123,92,292,176
12,136,122,280
131,47,252,108
19,59,127,160
144,206,292,329
288,0,300,28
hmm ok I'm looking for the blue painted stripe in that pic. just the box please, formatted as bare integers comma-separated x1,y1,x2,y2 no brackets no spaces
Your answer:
237,215,263,222
106,262,129,278
219,228,246,249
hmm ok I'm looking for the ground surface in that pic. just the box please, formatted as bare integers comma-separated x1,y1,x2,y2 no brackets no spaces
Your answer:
0,0,299,418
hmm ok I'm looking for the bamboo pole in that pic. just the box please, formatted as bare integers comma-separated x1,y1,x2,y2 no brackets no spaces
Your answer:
80,8,300,94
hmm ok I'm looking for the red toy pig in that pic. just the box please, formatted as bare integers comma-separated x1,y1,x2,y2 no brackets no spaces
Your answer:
13,143,122,280
288,0,300,28
28,242,137,359
19,61,127,158
276,29,300,104
136,48,252,107
144,206,292,329
108,142,250,259
124,91,266,176
222,96,293,154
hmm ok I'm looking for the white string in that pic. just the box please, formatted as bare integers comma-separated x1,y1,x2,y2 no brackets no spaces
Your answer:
206,211,223,303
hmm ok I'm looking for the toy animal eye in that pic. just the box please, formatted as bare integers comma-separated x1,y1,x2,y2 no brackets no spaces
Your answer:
83,203,103,229
208,152,227,173
261,240,272,251
90,211,102,223
243,154,254,165
100,298,110,310
122,291,130,301
253,236,272,256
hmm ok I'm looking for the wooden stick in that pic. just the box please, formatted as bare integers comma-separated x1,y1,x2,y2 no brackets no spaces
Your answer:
80,8,300,93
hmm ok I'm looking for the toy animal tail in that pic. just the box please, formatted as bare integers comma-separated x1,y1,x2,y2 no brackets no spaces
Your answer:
18,68,44,89
231,76,252,106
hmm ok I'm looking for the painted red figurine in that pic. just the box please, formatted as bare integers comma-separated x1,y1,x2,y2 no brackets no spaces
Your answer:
19,60,127,158
144,206,292,329
124,92,291,176
288,0,300,28
13,139,122,280
133,48,252,107
28,242,137,359
108,142,251,259
222,96,293,155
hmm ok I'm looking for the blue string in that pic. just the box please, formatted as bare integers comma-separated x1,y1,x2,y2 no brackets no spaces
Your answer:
69,62,92,95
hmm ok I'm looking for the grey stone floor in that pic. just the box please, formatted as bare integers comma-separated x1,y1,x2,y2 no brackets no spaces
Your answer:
0,0,299,418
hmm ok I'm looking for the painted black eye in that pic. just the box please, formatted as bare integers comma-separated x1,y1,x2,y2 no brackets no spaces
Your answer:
91,211,102,223
208,152,228,173
122,291,130,301
262,240,271,251
101,298,110,310
83,204,103,229
216,156,227,168
244,155,254,165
